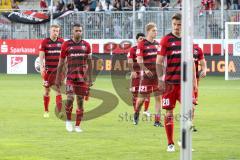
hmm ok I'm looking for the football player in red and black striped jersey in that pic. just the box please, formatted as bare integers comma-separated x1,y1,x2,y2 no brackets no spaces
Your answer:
128,33,151,117
156,13,198,152
39,24,64,118
192,44,207,132
134,23,163,127
56,24,92,133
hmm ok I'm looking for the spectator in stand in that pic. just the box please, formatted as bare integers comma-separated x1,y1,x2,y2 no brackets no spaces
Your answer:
113,0,122,10
226,0,231,9
95,1,105,11
138,1,145,22
233,0,239,10
105,1,114,11
214,0,221,9
56,0,65,11
84,4,90,10
172,0,181,9
200,0,215,14
89,0,97,11
11,0,19,11
67,2,75,10
123,0,132,10
159,0,170,10
46,0,51,7
40,0,48,11
74,0,89,11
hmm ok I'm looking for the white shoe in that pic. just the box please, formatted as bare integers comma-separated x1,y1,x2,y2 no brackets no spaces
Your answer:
143,111,151,117
43,112,49,118
66,121,73,132
167,144,175,152
75,126,83,133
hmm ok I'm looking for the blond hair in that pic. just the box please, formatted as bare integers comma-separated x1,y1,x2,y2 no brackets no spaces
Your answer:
145,22,157,32
50,24,60,29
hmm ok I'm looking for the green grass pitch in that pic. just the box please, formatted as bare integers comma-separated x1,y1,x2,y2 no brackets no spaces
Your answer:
0,74,239,160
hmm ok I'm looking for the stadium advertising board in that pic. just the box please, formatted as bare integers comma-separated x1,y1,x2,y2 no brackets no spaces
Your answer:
24,54,235,76
0,39,234,55
7,55,27,74
0,39,238,75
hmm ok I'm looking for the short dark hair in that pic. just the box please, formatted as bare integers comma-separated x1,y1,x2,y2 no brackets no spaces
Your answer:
136,33,145,40
172,13,181,21
72,23,82,29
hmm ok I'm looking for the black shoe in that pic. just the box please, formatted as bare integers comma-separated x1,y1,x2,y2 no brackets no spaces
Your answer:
154,121,164,127
133,112,139,125
192,126,198,132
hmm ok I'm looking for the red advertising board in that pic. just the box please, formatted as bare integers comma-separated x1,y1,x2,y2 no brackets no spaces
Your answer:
0,39,234,55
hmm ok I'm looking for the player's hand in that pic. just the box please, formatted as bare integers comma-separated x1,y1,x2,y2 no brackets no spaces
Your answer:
144,69,153,78
130,72,138,79
200,70,207,78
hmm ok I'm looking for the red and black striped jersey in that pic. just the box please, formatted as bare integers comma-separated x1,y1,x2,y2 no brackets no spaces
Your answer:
159,33,181,84
136,39,160,76
60,39,91,84
201,0,214,10
193,44,204,78
39,37,64,73
127,46,140,72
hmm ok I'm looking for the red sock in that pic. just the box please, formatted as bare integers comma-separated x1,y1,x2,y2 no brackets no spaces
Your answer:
133,96,137,112
155,114,160,122
56,95,62,112
43,96,50,112
164,114,174,145
76,108,84,126
65,105,73,121
144,97,150,111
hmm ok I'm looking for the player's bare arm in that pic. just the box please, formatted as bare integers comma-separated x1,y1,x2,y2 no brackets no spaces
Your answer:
128,58,137,78
137,56,153,78
156,55,165,89
55,57,65,87
87,57,93,86
39,51,45,75
200,59,207,78
193,63,198,92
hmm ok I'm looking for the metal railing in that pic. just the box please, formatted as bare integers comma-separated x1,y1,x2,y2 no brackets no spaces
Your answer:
0,9,240,39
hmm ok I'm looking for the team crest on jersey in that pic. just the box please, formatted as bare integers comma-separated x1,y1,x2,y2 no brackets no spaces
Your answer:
82,45,86,50
57,43,61,47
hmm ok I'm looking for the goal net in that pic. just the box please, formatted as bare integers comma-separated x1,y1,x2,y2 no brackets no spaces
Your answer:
225,22,240,80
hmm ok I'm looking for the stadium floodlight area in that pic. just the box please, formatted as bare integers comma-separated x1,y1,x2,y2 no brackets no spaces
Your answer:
225,22,240,80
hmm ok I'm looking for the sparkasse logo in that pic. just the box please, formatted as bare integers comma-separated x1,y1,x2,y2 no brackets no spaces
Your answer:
1,41,8,53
